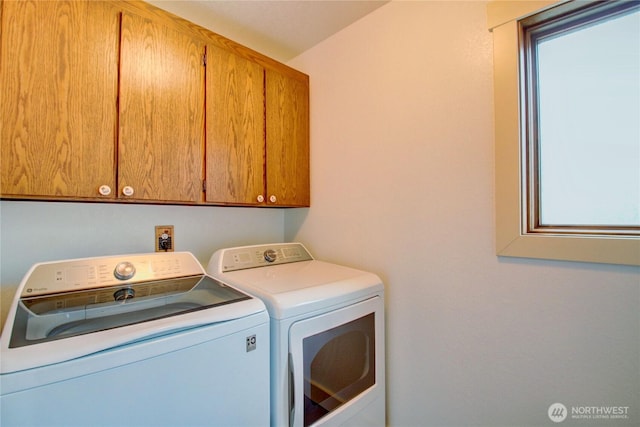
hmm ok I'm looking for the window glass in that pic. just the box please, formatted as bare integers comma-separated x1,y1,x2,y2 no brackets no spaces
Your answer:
534,7,640,227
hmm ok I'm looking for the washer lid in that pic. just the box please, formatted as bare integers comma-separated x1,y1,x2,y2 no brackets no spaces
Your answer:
9,274,250,349
0,252,267,374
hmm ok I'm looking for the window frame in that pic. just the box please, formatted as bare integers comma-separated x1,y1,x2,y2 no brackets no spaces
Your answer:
488,0,640,266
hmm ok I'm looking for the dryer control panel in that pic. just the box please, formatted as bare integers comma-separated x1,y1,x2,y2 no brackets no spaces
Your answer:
212,243,314,272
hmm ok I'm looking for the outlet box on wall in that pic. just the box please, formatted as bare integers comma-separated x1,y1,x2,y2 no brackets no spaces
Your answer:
155,225,174,252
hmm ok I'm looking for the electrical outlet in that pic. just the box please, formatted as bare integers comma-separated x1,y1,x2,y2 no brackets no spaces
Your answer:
155,225,174,252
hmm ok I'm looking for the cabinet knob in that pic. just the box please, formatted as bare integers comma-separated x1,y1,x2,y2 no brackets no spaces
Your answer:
257,195,265,203
98,185,112,196
122,186,135,197
269,195,277,203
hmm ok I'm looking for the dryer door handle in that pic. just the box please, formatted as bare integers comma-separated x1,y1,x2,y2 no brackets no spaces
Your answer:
288,352,295,427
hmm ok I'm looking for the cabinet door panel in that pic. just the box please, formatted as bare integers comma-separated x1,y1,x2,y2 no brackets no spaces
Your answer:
266,70,310,207
119,13,204,203
1,1,118,198
205,45,264,204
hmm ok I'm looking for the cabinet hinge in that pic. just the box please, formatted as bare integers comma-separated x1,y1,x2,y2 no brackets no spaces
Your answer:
202,52,207,67
202,180,206,193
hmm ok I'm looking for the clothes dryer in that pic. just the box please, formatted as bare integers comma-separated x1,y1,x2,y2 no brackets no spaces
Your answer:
1,251,269,427
207,243,385,427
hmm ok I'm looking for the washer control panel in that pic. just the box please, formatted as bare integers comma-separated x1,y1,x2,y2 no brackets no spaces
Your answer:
21,252,204,297
214,243,314,272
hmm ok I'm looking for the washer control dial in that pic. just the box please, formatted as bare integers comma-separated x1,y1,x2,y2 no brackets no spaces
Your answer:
263,249,277,263
114,287,136,301
114,261,136,280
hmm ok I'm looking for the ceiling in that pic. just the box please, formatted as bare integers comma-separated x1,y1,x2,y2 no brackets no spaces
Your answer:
147,0,389,62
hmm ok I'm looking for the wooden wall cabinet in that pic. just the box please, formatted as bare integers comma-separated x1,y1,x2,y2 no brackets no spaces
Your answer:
1,0,309,207
119,12,205,203
265,69,310,207
205,45,265,205
205,46,310,207
1,1,119,200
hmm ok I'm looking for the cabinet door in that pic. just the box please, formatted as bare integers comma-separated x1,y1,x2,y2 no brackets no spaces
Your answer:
205,45,265,205
1,1,119,199
119,13,205,203
265,69,310,207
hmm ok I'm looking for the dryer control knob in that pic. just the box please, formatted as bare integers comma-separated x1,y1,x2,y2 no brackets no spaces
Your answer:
264,249,277,263
114,261,136,280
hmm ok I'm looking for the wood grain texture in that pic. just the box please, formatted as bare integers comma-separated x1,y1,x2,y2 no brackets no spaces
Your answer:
1,1,119,198
118,11,204,202
120,0,309,84
1,0,309,207
266,69,310,207
205,45,265,205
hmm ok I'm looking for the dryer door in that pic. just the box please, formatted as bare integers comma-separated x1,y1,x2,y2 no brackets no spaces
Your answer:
289,296,384,427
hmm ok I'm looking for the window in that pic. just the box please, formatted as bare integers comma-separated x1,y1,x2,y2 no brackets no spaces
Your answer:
523,1,640,233
488,0,640,265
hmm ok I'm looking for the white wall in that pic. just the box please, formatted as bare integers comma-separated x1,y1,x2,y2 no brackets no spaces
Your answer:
285,2,640,426
0,201,284,329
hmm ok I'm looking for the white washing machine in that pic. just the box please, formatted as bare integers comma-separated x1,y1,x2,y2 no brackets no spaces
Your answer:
0,251,270,427
207,243,385,427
